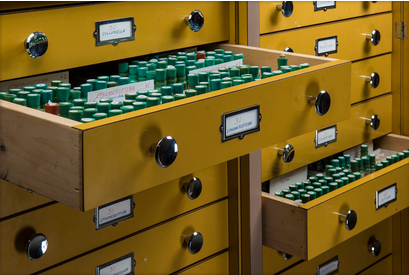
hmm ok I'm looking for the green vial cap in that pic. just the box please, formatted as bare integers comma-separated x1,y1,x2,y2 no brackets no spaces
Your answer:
314,188,323,198
120,105,134,113
282,189,290,195
333,174,341,180
118,62,129,73
160,86,173,96
289,184,298,191
234,53,244,60
325,177,333,183
301,194,310,203
205,58,215,67
51,80,62,87
375,163,383,171
93,112,107,120
223,55,233,62
329,182,338,191
307,191,316,200
97,102,111,113
285,194,295,200
403,150,409,158
361,144,368,153
387,156,395,164
262,72,273,79
83,108,98,118
305,186,314,192
156,69,167,81
338,156,345,167
321,186,330,194
363,157,370,168
197,72,208,83
209,73,221,80
108,109,123,117
68,110,83,122
125,92,137,100
195,85,207,95
97,76,110,82
8,88,21,95
397,152,404,161
24,86,35,92
344,154,351,165
277,54,288,68
123,99,136,106
80,83,93,98
147,71,156,80
249,66,259,78
118,77,130,86
17,91,30,99
316,173,325,180
353,172,361,180
369,154,376,165
56,87,69,102
381,159,389,168
289,65,300,71
295,182,304,189
128,65,138,75
220,81,232,89
132,101,147,110
138,67,148,77
343,169,352,175
280,66,292,73
41,90,53,106
350,160,358,170
341,177,349,185
27,94,40,108
0,92,9,100
318,179,327,186
312,182,321,188
100,98,113,103
135,95,148,102
94,81,107,90
300,63,310,69
298,189,306,194
81,118,95,123
110,75,121,82
12,98,26,106
59,83,71,90
111,101,124,109
184,89,197,98
260,66,272,74
73,98,86,107
347,174,356,183
161,95,174,103
291,191,300,200
58,102,72,117
272,70,283,76
331,159,340,167
175,64,186,77
274,191,284,197
71,106,84,111
166,67,177,78
172,83,184,94
309,176,318,183
146,97,160,107
233,79,244,86
188,74,200,87
174,93,186,100
335,179,344,188
302,180,311,186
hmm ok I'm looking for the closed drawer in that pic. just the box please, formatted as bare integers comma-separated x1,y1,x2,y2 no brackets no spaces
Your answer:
0,179,53,220
177,252,229,275
0,44,351,210
0,1,230,81
38,200,229,275
358,255,393,275
351,54,391,103
262,133,409,260
260,1,391,34
260,13,392,61
262,245,300,275
262,94,392,182
280,217,392,274
0,163,227,274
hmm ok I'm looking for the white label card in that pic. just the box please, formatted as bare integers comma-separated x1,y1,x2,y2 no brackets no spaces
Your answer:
99,21,133,42
94,195,134,230
317,256,339,275
376,183,397,210
87,80,154,103
221,105,261,142
316,36,338,56
97,253,134,275
190,59,243,74
0,71,69,91
316,125,337,148
316,1,336,9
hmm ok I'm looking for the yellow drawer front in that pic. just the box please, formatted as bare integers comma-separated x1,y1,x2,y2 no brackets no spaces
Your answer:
262,246,301,275
0,1,229,81
359,255,393,275
0,164,227,274
351,54,391,104
262,94,392,182
178,252,229,275
0,179,53,220
281,217,392,275
260,1,391,34
262,134,409,260
260,13,392,61
39,200,229,275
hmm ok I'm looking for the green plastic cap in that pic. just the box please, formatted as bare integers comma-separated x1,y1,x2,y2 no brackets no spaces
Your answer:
300,63,310,69
175,64,186,77
120,105,134,113
81,118,95,123
108,109,123,117
161,95,174,103
166,66,177,78
111,101,124,109
118,62,129,73
174,93,186,100
83,108,98,118
285,194,295,201
118,77,130,85
347,174,356,183
361,144,368,153
69,110,84,122
160,86,173,96
12,98,26,106
93,112,108,120
375,163,383,171
184,89,197,98
146,97,161,107
156,69,167,81
132,101,147,110
97,102,111,113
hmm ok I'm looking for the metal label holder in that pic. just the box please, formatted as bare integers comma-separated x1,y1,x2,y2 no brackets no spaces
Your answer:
94,17,136,46
313,1,337,12
94,195,135,230
315,36,338,57
96,252,135,275
220,105,261,142
315,124,338,148
375,183,397,210
317,255,339,275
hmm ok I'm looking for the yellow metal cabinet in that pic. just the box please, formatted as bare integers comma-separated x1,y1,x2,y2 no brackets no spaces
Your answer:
0,163,227,274
177,252,229,275
38,200,229,275
260,13,392,61
262,245,301,275
0,2,230,81
260,1,392,34
0,44,351,210
351,54,391,104
279,217,392,275
359,255,393,275
262,134,409,260
0,179,53,220
262,94,392,182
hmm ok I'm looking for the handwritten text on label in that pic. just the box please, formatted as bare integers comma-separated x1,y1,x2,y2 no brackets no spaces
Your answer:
87,80,154,102
99,21,132,42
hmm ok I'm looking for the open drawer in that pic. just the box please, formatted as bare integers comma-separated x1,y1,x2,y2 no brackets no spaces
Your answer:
262,134,409,260
0,44,351,210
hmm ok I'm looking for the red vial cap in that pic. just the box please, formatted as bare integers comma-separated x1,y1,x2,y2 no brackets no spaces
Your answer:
45,102,59,115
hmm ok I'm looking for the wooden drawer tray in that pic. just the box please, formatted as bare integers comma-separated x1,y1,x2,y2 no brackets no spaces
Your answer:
262,133,409,260
0,163,227,274
0,44,351,210
262,94,392,182
260,1,391,34
0,1,230,81
260,13,392,61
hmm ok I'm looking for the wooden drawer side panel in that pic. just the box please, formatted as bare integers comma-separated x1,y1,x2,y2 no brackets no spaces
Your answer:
0,101,82,209
262,193,307,259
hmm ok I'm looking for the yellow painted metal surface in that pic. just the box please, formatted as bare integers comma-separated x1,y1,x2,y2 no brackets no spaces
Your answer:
306,160,409,259
403,2,409,136
262,94,392,182
359,255,393,275
281,217,392,274
260,13,392,61
0,1,230,81
262,246,300,275
351,54,391,104
39,200,229,275
0,164,227,274
178,252,229,274
0,179,52,219
79,60,350,210
260,1,392,34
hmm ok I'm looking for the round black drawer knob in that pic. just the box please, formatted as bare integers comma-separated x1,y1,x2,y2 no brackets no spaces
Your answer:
277,144,295,163
366,29,381,46
186,232,203,254
26,233,48,260
368,238,382,257
309,90,331,116
151,136,178,168
339,210,358,231
276,1,293,17
366,72,380,89
365,114,380,131
185,177,202,200
185,10,204,32
25,31,48,58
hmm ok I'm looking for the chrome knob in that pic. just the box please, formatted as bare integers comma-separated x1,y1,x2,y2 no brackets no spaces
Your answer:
365,114,380,130
150,136,178,168
366,29,381,46
365,72,380,89
276,1,294,17
185,232,203,254
308,90,331,116
277,144,295,163
283,253,293,260
184,177,202,200
185,10,204,32
26,234,48,260
25,32,48,58
367,238,381,257
284,47,294,53
339,210,357,231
